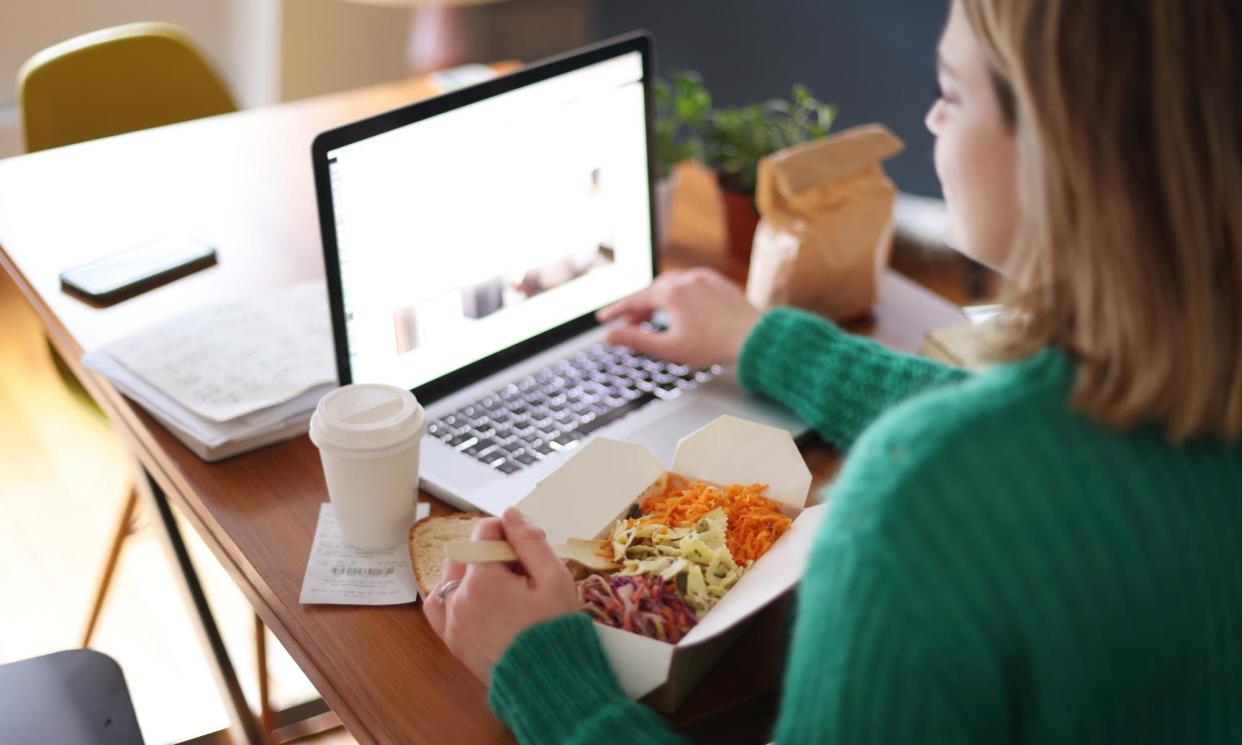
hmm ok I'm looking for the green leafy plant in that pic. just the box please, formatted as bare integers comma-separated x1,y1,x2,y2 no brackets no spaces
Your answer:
654,72,837,199
653,71,710,179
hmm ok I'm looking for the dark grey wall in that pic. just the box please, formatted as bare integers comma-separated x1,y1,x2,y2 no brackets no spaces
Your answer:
594,0,949,197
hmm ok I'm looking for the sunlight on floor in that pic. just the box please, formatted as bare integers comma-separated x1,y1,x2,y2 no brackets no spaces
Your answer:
0,269,353,745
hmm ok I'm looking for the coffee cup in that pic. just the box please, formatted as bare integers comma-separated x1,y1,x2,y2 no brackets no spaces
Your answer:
309,384,427,551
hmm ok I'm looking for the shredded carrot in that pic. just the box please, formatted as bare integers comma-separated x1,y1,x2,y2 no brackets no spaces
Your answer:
637,474,792,564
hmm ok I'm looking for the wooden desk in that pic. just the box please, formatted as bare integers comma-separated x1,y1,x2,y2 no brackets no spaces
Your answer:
0,73,966,744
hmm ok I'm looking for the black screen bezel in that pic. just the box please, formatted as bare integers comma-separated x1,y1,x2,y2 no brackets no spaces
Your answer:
311,32,658,405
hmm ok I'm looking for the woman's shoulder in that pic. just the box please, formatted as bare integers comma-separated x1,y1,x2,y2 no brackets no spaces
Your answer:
822,348,1083,531
858,347,1076,463
826,344,1240,542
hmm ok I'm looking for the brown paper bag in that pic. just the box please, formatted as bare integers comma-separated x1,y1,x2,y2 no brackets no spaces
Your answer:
746,124,905,321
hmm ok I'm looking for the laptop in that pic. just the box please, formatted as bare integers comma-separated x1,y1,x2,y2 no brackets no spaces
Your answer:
312,33,807,515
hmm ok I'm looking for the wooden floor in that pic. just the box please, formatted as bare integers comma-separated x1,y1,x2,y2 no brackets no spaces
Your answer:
0,268,355,745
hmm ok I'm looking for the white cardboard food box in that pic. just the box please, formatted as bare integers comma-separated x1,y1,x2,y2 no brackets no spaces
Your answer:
518,415,827,712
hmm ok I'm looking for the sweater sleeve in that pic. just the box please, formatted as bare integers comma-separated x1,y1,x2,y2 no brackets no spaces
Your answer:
489,614,685,745
773,397,1010,744
737,307,970,449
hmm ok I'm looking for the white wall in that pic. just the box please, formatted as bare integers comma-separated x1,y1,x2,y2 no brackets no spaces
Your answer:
0,0,234,107
0,0,411,157
278,0,410,103
0,0,589,159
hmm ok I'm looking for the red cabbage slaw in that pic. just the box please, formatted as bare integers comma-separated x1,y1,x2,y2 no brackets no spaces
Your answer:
577,573,699,643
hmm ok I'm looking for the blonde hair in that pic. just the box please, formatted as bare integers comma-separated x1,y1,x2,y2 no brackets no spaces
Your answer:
961,0,1242,440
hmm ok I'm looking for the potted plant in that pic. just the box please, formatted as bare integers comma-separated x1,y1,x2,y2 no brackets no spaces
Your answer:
656,73,837,260
652,72,710,248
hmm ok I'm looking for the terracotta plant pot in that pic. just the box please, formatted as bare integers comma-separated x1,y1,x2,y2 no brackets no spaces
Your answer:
720,186,760,261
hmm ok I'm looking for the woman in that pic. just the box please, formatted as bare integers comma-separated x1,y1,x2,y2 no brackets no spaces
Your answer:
425,0,1242,741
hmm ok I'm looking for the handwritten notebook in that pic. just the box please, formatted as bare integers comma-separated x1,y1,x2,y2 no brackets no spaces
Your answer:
83,282,338,460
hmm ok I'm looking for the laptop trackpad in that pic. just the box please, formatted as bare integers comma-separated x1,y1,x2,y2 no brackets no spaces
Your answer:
624,400,733,465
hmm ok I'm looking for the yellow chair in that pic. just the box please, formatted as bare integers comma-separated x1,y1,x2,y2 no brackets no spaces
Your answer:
19,21,236,153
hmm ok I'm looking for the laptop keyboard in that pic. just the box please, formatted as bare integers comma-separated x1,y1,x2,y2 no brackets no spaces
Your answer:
425,343,722,475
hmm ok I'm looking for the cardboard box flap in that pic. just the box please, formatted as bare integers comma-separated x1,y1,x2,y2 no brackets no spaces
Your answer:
768,124,904,197
519,437,666,545
680,503,827,645
671,415,812,510
595,625,675,699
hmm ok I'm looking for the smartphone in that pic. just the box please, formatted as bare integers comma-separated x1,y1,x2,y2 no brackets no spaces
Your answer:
59,237,218,305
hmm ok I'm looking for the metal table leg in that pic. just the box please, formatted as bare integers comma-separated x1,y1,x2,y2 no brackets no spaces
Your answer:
140,470,267,745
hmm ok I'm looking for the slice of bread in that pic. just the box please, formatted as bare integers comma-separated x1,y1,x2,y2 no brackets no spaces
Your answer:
408,513,483,599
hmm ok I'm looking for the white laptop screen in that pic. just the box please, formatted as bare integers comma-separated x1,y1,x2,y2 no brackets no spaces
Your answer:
325,51,653,392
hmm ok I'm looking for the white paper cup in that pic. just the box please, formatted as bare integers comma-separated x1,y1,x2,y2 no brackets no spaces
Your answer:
309,384,426,551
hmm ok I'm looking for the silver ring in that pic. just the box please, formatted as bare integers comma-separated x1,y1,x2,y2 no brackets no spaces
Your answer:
434,579,462,605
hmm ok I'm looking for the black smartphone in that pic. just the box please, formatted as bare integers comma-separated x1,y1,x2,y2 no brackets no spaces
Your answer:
59,237,218,305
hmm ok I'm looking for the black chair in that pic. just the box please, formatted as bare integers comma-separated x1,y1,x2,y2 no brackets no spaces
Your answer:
0,649,145,745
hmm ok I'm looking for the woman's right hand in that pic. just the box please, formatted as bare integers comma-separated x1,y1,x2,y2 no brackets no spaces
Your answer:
596,268,761,367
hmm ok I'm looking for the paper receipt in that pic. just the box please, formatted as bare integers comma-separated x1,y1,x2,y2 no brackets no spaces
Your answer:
299,502,430,605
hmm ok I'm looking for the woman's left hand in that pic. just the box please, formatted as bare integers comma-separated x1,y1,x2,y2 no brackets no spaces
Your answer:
423,507,579,686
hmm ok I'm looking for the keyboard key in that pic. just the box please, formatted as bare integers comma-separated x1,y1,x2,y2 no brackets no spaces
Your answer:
550,432,580,450
513,450,539,465
493,459,522,475
533,440,556,456
468,425,496,440
479,451,506,467
464,438,498,457
447,434,477,451
575,390,657,436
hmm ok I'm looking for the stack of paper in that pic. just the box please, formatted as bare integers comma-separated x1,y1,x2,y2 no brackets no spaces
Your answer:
83,282,338,461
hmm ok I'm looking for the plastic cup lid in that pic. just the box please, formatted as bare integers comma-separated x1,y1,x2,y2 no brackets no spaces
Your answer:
309,384,425,453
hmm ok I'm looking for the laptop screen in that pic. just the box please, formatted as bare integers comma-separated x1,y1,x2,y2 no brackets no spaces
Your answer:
323,49,654,394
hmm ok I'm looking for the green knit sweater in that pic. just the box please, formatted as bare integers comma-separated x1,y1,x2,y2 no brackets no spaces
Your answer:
489,308,1242,743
